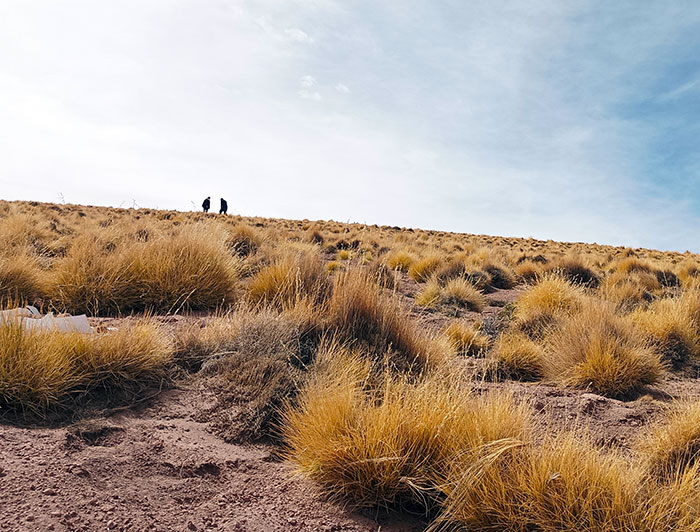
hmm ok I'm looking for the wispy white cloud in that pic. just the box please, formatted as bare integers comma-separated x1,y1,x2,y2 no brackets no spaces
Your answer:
658,78,700,101
298,75,321,100
285,28,313,43
299,75,316,88
335,82,350,94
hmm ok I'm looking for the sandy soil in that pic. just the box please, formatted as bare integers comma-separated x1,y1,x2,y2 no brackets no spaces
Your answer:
0,380,425,532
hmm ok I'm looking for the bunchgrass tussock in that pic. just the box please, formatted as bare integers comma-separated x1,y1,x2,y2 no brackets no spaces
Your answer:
416,278,486,312
386,250,416,272
543,303,665,397
514,275,585,337
409,255,443,283
491,331,544,381
632,297,700,368
437,432,647,532
284,359,530,510
0,319,171,412
0,254,45,304
247,251,329,310
444,320,489,356
638,401,700,482
326,269,451,371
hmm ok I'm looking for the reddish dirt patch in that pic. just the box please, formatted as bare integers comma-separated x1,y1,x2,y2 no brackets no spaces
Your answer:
0,382,425,532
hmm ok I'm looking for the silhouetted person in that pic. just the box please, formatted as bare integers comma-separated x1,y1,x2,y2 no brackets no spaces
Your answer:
219,198,228,215
202,196,210,213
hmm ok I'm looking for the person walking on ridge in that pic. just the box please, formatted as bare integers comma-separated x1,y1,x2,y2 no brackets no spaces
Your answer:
202,196,210,213
219,198,228,215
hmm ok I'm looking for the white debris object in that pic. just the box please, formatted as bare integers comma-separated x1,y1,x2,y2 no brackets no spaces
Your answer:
0,307,94,334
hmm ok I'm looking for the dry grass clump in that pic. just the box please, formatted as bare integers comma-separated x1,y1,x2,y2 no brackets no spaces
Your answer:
514,276,585,337
0,210,52,254
443,278,486,311
284,358,530,509
326,270,450,371
247,251,329,309
638,402,700,482
49,233,139,315
200,309,308,442
173,315,239,371
482,262,516,289
615,256,654,275
679,261,700,286
125,224,242,312
385,249,416,272
438,432,664,532
491,331,544,381
599,273,654,312
0,320,171,412
366,259,398,290
416,278,486,312
415,280,441,307
0,254,45,303
514,260,543,283
434,259,467,285
227,223,264,257
543,304,665,397
632,297,700,368
408,255,443,282
51,225,242,315
546,255,600,287
444,321,489,356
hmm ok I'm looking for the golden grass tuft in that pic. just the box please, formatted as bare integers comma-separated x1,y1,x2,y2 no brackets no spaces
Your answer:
51,224,242,315
632,297,700,368
408,255,443,282
638,401,700,482
0,320,171,412
543,303,665,397
679,261,700,286
438,432,656,532
444,321,489,356
442,278,487,312
514,260,543,283
126,224,242,312
491,331,544,381
227,223,264,257
416,278,486,312
326,269,450,371
415,279,442,307
247,251,329,309
284,356,530,509
546,254,600,287
514,275,585,336
0,254,45,303
386,250,417,272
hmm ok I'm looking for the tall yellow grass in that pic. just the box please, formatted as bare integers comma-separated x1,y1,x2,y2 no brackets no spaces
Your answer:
543,303,665,396
0,320,171,411
284,352,530,509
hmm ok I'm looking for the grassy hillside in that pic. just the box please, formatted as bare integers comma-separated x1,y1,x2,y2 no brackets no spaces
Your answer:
4,199,700,530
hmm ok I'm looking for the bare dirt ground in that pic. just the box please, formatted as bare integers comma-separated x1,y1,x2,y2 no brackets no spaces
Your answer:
0,379,425,532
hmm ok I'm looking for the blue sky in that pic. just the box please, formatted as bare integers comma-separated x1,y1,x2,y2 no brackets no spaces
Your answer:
1,1,699,251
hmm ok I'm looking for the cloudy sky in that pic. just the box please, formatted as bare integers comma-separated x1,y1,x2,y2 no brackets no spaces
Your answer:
1,1,699,251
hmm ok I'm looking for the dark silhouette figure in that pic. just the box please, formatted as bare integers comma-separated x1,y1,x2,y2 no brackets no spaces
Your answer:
219,198,228,215
202,197,211,213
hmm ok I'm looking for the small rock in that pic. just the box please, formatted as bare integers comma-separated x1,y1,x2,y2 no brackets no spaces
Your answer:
42,488,57,496
187,522,198,531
